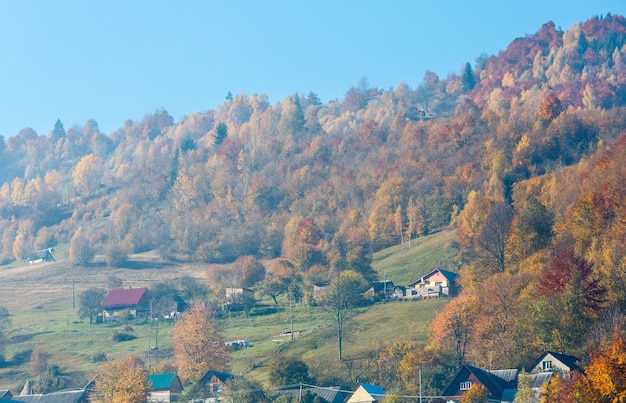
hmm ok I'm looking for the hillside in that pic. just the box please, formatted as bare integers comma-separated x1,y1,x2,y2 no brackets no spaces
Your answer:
2,12,626,399
0,229,454,392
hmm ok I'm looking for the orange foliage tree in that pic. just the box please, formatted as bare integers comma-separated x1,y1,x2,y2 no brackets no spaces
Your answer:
539,374,576,402
431,292,479,368
171,301,229,383
93,355,150,403
538,93,563,123
575,331,626,402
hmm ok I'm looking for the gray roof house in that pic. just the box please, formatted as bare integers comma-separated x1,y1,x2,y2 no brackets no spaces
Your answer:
10,389,88,403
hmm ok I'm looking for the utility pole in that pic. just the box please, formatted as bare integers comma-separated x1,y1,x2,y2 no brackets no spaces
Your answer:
147,338,150,367
419,366,422,403
154,319,159,364
290,304,294,341
384,271,387,300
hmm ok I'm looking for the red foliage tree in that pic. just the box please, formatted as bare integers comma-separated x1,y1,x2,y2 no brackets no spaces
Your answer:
538,93,563,123
537,246,606,312
296,217,322,245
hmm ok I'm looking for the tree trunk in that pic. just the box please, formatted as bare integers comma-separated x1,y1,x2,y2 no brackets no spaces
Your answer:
337,311,343,360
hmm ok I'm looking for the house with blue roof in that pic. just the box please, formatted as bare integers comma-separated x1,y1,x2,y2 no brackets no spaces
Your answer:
346,382,385,403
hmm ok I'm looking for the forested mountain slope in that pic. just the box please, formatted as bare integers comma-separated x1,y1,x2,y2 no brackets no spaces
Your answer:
2,13,626,378
1,15,625,275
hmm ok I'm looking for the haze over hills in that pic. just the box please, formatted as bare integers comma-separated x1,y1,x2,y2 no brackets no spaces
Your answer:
2,13,626,400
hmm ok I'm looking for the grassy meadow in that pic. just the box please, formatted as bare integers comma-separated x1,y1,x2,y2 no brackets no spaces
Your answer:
0,229,458,391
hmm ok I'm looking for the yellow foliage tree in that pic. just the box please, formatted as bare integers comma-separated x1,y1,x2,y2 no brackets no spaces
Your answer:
69,227,93,266
455,190,487,249
577,331,626,401
171,301,229,383
72,154,103,197
459,383,489,403
94,355,150,403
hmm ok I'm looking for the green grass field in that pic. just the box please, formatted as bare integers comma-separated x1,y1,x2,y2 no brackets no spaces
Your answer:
0,229,458,392
371,229,459,285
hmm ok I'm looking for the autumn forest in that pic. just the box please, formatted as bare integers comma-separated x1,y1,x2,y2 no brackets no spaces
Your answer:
3,13,626,401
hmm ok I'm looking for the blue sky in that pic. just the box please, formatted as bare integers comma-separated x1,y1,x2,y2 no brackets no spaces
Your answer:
0,1,625,137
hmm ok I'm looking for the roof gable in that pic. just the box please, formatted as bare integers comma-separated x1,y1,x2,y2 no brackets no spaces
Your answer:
408,268,458,287
441,365,518,400
199,369,239,384
102,287,148,309
356,382,385,399
28,249,54,262
531,351,581,372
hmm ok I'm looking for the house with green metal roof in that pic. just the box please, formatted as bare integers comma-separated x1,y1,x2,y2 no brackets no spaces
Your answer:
147,373,183,402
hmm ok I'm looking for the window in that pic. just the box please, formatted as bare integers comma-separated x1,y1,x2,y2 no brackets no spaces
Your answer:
542,360,553,371
460,381,472,390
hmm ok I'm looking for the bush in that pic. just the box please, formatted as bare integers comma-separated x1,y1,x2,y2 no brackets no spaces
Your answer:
104,244,128,267
110,331,136,342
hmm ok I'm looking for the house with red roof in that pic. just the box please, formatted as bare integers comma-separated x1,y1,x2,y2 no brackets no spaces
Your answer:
101,287,149,321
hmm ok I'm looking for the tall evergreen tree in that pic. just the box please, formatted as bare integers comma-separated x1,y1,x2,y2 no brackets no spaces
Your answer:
51,119,66,143
462,62,476,92
170,148,180,187
213,122,228,146
278,95,305,137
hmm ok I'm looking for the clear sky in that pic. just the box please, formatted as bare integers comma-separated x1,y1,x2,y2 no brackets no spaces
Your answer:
0,1,625,138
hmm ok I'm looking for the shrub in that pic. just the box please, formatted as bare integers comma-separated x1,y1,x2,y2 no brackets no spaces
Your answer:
110,331,136,342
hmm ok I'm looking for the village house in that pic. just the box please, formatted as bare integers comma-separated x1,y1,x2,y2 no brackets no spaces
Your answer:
439,351,581,402
346,383,385,403
313,284,329,300
7,389,89,403
405,268,459,299
196,369,240,402
440,365,519,402
363,280,394,300
27,248,54,264
101,287,150,321
529,351,581,376
225,287,254,300
273,386,346,403
147,373,184,402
